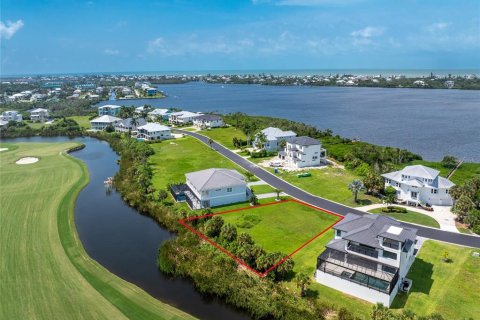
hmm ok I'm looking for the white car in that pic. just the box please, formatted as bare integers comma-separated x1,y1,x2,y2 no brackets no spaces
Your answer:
270,161,283,167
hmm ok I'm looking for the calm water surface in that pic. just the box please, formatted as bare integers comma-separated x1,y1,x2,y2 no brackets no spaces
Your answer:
2,136,249,320
98,82,480,161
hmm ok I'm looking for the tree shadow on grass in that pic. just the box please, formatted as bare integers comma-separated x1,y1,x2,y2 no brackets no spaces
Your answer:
390,258,434,309
356,198,373,206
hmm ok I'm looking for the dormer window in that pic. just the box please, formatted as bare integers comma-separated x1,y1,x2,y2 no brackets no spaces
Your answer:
336,230,342,237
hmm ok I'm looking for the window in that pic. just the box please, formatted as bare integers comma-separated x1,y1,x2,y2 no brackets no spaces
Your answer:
382,250,397,260
383,238,400,250
336,230,342,237
227,187,232,192
312,156,318,160
446,189,449,194
431,189,438,194
411,192,417,199
382,265,397,274
395,182,400,187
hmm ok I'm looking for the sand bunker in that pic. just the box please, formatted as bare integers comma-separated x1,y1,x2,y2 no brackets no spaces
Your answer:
16,157,39,164
0,148,8,152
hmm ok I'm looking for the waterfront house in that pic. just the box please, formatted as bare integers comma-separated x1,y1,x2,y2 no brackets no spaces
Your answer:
136,123,172,141
98,105,121,116
170,168,249,209
315,213,418,307
147,108,170,121
146,87,158,96
192,114,224,129
279,136,326,168
169,111,202,125
253,127,297,152
0,120,8,128
381,165,454,206
1,110,23,122
114,117,147,133
30,108,49,122
90,115,122,131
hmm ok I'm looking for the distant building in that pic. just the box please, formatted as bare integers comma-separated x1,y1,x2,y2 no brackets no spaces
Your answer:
279,136,326,168
169,111,202,125
30,108,49,122
147,108,171,121
192,114,224,129
146,87,158,96
90,115,122,130
382,165,454,206
1,110,23,122
136,123,172,141
316,213,418,307
114,117,147,133
98,105,121,116
444,81,454,89
254,127,297,152
0,120,8,128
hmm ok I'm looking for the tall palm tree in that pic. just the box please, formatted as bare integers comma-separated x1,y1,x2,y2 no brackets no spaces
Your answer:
348,179,365,203
295,273,311,297
255,132,267,150
273,188,282,201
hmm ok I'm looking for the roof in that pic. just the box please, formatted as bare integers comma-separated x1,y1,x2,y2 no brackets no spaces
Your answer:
137,123,171,132
260,127,296,141
382,165,454,189
326,238,348,253
186,168,246,192
286,136,320,146
30,108,48,113
98,104,121,109
334,213,417,246
148,108,169,115
0,120,8,126
401,165,439,180
194,114,223,121
90,115,122,123
170,111,200,118
436,176,455,188
116,117,147,128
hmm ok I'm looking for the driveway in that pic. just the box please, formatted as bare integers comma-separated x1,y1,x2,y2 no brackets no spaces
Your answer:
175,129,480,248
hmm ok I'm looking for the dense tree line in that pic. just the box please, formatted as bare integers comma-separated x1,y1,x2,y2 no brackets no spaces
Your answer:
450,176,480,234
0,118,84,138
2,98,99,118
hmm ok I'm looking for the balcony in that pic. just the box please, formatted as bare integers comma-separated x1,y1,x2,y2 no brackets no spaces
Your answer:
347,243,379,258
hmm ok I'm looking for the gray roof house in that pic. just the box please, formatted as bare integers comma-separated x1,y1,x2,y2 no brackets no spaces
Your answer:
254,127,297,152
171,168,249,209
315,213,418,307
192,114,224,129
114,117,147,133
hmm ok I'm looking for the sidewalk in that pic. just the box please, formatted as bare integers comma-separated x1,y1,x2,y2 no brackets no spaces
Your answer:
357,203,459,233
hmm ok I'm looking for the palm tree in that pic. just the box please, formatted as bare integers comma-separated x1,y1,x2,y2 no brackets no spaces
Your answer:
255,132,267,150
295,273,311,297
208,138,214,149
348,179,365,203
273,188,282,201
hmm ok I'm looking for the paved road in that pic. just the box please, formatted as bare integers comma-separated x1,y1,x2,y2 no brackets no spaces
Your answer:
176,129,480,249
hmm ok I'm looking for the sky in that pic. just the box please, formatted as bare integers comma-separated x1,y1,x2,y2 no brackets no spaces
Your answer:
1,0,479,75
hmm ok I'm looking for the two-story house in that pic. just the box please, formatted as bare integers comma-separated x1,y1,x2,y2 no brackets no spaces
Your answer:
98,105,121,116
168,111,202,125
316,213,418,307
30,108,49,122
136,123,172,141
382,165,454,206
253,127,297,152
279,136,326,168
90,115,122,130
114,117,147,133
1,110,23,122
192,114,224,129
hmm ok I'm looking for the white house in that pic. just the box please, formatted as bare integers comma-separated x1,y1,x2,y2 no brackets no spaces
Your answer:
136,123,172,141
169,111,202,125
316,213,418,307
90,115,122,131
98,105,121,116
1,110,23,122
253,127,297,152
30,108,49,122
382,165,455,206
192,114,224,129
0,120,8,128
183,168,249,209
279,136,326,168
114,117,147,133
147,108,170,121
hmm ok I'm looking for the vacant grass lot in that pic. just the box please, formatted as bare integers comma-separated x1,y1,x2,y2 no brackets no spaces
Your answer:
150,136,246,190
220,200,340,254
198,126,247,149
369,208,440,229
274,167,380,207
392,240,480,319
250,183,277,195
67,115,91,129
0,142,194,320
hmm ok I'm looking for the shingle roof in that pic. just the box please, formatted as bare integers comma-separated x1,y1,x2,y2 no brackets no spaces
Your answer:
326,238,348,253
334,213,417,246
186,168,246,192
286,136,320,146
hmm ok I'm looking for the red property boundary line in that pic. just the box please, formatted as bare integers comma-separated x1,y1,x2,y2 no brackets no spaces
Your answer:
178,199,344,277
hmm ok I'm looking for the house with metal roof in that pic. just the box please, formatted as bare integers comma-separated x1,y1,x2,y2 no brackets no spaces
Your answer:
316,213,418,307
192,114,224,129
30,108,49,122
171,168,249,209
168,111,203,125
98,104,121,116
114,117,147,133
278,136,327,168
136,123,172,141
253,127,297,152
90,115,122,130
382,165,454,206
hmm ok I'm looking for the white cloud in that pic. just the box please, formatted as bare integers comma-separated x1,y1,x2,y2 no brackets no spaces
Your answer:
426,22,450,33
350,26,385,38
0,20,24,40
104,49,120,55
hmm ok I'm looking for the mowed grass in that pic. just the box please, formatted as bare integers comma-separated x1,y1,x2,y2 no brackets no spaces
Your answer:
0,142,195,320
150,136,246,190
198,126,247,149
67,115,91,128
369,208,440,229
275,167,380,207
392,240,480,319
250,184,277,195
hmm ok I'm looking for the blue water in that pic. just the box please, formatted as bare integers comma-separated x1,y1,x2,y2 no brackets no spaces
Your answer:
96,82,480,162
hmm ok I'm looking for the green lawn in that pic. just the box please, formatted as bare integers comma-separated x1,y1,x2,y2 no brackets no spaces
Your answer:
150,136,247,190
368,208,440,229
0,142,195,320
27,121,47,129
198,127,247,149
67,115,91,129
250,184,277,195
274,167,380,207
220,200,340,254
392,240,480,319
